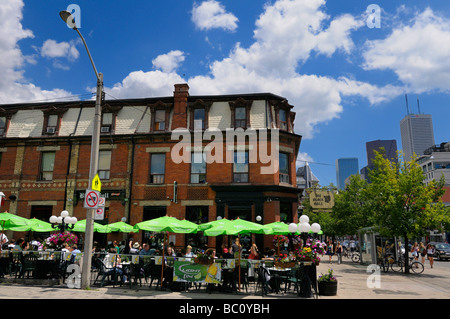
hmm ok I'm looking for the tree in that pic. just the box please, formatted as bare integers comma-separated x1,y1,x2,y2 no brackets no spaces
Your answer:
367,151,449,273
332,175,374,236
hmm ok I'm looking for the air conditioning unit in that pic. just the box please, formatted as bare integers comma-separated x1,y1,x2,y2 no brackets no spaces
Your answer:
46,127,56,134
101,126,110,133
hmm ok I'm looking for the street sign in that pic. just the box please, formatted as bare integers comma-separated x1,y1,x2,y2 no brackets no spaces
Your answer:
94,207,104,220
98,196,105,207
92,174,101,192
84,189,100,209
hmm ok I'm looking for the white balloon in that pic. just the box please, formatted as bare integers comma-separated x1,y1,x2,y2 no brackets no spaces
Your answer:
311,223,321,233
288,223,297,233
299,222,311,233
299,215,309,224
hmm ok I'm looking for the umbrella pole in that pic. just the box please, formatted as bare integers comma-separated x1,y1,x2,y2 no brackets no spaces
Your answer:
238,234,241,292
161,232,166,289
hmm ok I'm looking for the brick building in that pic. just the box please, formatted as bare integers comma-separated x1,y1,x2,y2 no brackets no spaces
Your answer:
0,84,302,252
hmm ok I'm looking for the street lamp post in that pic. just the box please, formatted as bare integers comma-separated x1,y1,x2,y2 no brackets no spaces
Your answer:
59,10,103,289
49,210,78,232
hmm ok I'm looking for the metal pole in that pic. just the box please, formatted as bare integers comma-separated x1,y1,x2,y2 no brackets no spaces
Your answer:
59,11,103,289
81,72,103,289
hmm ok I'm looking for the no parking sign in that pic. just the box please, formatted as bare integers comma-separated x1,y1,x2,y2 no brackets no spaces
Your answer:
83,189,100,209
94,207,104,220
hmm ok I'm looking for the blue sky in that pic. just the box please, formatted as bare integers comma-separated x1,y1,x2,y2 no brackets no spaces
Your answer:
1,0,450,186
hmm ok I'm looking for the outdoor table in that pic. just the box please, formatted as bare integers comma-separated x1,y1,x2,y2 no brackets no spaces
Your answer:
267,267,290,293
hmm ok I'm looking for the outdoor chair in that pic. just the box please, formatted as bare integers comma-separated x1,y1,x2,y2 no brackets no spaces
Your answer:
284,267,301,294
148,262,162,289
9,251,22,278
20,253,38,279
255,266,270,296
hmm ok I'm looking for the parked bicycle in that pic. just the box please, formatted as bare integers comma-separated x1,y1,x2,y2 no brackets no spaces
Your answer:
343,248,360,263
390,256,424,274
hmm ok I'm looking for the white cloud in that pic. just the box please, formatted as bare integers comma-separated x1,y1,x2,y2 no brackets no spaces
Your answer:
0,0,72,103
152,50,185,73
106,0,402,139
192,0,238,31
107,70,185,99
41,39,80,60
363,8,450,93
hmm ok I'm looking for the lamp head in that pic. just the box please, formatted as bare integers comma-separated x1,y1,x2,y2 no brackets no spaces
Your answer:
59,10,77,29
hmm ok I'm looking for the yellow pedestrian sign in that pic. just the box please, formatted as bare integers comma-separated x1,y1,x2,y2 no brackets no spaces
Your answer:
92,174,101,192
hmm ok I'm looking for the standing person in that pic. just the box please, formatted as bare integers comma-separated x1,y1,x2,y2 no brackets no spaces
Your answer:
426,244,435,269
335,242,343,264
0,231,8,250
326,239,334,264
419,242,427,265
232,238,241,259
411,242,419,262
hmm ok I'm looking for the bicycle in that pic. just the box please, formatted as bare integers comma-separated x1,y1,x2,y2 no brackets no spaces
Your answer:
343,248,360,263
390,256,424,274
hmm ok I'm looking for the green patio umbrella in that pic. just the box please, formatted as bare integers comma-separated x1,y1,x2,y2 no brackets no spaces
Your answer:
7,218,54,232
134,216,198,288
134,216,198,233
197,217,232,232
203,218,267,236
103,221,137,233
202,218,268,292
72,219,108,233
0,212,29,230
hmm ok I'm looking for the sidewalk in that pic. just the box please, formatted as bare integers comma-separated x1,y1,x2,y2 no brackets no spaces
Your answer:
315,257,450,299
0,259,449,299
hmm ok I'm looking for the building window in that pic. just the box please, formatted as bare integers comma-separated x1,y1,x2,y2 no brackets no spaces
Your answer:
150,153,165,184
0,117,6,136
233,151,249,183
45,114,58,135
193,108,205,130
101,113,113,133
235,107,247,129
154,110,166,131
40,152,55,181
279,109,287,130
191,152,206,184
279,152,290,183
98,150,112,180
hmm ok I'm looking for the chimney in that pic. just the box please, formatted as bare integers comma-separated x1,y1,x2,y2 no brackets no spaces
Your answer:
171,83,189,130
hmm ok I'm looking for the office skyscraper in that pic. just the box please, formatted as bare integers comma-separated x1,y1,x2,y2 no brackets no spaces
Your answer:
336,158,359,190
366,139,398,168
400,114,435,162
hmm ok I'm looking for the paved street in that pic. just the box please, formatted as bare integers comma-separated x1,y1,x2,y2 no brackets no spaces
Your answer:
0,257,449,300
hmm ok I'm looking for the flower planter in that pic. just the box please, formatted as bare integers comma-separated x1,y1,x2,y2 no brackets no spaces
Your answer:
275,261,296,268
194,257,214,265
318,281,338,296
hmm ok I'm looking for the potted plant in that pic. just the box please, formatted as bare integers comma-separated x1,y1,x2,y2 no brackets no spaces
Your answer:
194,248,215,265
317,268,338,296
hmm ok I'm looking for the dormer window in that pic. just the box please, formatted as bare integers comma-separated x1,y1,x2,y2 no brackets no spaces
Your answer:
0,117,6,137
235,107,247,129
46,115,58,134
42,107,67,136
154,110,166,131
279,109,287,131
193,108,205,130
229,98,252,130
189,99,211,131
101,113,113,133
